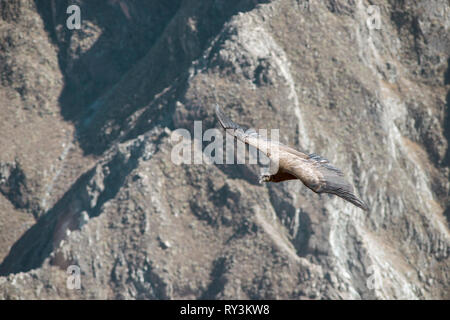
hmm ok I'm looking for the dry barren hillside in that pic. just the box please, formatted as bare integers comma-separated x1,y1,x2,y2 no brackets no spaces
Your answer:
0,0,449,299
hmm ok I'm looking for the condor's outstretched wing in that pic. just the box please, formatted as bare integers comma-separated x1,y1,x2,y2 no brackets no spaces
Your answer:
215,104,307,159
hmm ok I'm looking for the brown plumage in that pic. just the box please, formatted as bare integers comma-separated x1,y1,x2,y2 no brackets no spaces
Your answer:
215,105,369,211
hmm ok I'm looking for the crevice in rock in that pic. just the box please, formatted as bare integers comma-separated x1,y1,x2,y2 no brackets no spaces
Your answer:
200,256,229,299
443,90,450,167
267,186,312,257
292,209,312,256
34,0,183,123
0,160,40,217
444,57,450,85
0,136,152,276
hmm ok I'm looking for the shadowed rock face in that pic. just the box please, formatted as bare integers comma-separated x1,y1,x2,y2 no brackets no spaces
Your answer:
0,0,449,299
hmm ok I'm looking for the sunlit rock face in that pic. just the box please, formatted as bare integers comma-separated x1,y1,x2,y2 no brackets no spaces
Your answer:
0,0,449,299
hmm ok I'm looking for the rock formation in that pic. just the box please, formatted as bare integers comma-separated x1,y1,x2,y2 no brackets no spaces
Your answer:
0,0,449,299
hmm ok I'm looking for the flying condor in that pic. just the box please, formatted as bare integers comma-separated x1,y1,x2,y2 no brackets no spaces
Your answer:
215,105,368,211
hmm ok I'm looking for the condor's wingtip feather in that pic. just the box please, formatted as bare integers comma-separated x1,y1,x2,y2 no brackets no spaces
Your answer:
214,104,240,130
319,171,369,211
334,188,369,211
345,192,369,211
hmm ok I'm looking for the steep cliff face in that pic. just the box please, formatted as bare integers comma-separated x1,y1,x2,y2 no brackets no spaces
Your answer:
0,0,449,299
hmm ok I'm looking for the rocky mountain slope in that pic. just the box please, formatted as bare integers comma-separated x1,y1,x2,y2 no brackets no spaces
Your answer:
0,0,449,299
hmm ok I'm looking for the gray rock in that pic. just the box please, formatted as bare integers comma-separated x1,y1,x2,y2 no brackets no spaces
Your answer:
0,0,449,299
